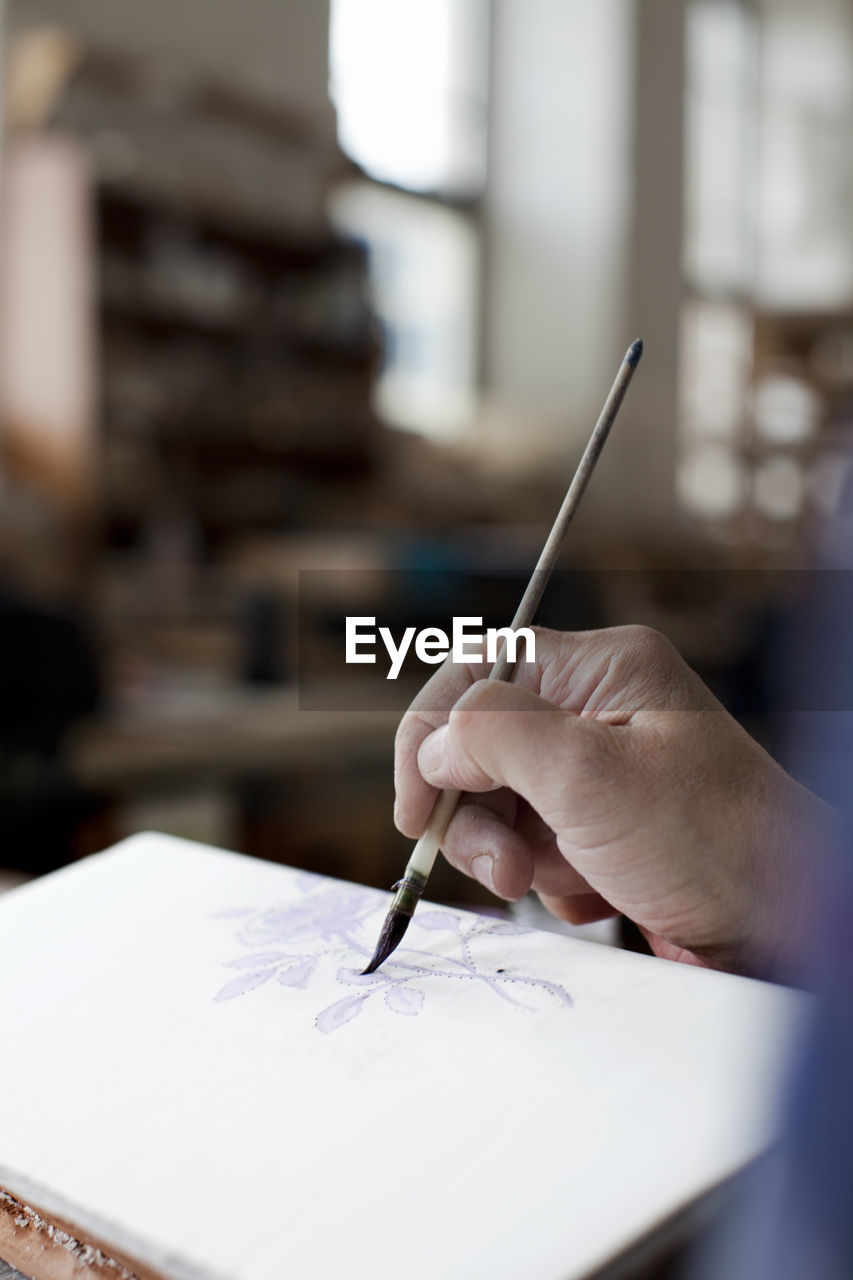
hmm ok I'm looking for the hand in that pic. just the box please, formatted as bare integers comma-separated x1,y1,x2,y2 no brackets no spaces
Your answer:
394,625,833,978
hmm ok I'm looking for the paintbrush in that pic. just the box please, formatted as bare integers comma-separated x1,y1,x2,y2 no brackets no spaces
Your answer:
362,338,644,974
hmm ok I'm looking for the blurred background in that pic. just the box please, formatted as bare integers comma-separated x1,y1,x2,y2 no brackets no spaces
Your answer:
0,0,851,906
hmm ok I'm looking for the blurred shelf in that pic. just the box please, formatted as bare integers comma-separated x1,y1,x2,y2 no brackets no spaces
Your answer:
68,688,398,792
100,294,378,364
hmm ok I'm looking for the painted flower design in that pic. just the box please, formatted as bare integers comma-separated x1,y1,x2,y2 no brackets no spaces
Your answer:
213,874,572,1032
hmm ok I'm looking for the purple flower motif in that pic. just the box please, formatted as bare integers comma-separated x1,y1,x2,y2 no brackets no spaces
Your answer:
236,887,381,950
212,881,573,1031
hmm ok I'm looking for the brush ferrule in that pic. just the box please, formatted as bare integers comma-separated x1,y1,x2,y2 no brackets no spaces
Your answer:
390,870,427,918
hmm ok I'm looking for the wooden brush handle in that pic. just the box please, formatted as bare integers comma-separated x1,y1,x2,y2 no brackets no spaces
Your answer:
406,341,642,884
408,787,462,879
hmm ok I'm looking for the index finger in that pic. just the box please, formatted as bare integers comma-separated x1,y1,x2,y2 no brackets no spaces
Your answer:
393,626,566,838
393,652,489,839
393,627,580,838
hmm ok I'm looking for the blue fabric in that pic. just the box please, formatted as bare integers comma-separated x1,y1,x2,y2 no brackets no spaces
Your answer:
699,569,853,1279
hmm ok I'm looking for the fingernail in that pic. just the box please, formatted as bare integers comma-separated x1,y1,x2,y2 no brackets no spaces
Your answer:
418,725,448,779
471,853,495,893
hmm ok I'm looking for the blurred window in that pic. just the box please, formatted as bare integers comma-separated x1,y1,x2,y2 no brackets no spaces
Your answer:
684,0,757,296
680,1,757,536
755,0,853,309
680,299,753,445
328,0,488,440
329,0,488,199
329,183,478,441
679,0,853,550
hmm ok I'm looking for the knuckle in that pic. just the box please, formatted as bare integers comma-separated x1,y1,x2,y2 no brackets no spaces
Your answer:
448,702,479,739
451,679,494,719
529,624,561,652
623,623,672,654
393,716,410,754
393,716,416,762
397,708,438,745
394,710,439,781
614,625,677,672
534,626,579,672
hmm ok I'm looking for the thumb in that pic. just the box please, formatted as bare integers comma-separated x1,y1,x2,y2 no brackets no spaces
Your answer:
417,679,621,823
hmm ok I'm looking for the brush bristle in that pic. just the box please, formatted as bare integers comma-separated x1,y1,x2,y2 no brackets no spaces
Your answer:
361,908,413,974
626,338,644,366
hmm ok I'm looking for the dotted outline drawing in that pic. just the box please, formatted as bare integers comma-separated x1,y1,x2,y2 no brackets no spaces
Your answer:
212,874,573,1033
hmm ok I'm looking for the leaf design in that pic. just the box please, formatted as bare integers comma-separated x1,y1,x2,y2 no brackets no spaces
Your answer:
384,984,424,1016
415,912,458,932
276,957,317,988
335,967,375,986
316,994,367,1033
224,952,287,970
212,889,573,1023
214,968,274,1002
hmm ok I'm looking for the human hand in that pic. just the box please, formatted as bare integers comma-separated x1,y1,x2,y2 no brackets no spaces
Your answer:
394,626,833,978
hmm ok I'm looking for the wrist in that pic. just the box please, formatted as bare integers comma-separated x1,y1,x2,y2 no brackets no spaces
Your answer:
739,767,840,982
